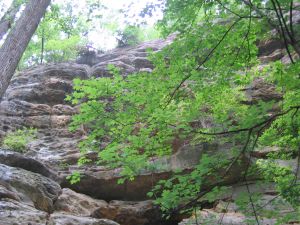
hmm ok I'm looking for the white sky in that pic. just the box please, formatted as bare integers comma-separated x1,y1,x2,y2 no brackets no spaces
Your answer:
84,0,163,49
1,0,163,50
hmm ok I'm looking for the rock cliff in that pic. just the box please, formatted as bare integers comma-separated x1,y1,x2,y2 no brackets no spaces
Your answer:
0,32,298,225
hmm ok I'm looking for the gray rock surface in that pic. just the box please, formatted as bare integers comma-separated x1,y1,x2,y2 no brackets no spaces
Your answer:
0,149,59,181
54,188,108,217
1,34,228,202
0,199,48,225
0,164,61,213
48,213,120,225
0,37,177,225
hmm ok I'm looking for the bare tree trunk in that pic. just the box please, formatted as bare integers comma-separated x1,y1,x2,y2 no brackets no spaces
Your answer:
0,0,51,100
0,0,25,41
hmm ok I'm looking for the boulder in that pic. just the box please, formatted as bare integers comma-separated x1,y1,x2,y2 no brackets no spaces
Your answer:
0,164,61,213
54,188,107,216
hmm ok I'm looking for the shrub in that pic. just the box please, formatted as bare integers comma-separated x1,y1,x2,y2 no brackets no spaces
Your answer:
2,128,37,152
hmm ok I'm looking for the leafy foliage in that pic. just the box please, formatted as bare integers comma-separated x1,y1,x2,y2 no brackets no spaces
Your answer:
116,25,143,47
66,171,82,185
2,127,37,152
116,25,161,47
68,0,300,221
19,1,104,68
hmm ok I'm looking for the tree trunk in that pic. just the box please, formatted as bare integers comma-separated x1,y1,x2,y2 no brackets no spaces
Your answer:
41,28,45,64
0,0,25,41
0,0,51,100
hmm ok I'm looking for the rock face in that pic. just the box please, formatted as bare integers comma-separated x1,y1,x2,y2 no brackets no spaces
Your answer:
0,163,61,212
0,163,59,224
0,149,59,181
0,33,298,224
1,34,242,204
0,37,180,225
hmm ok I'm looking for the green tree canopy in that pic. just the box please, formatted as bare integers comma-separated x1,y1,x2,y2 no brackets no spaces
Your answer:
19,0,104,68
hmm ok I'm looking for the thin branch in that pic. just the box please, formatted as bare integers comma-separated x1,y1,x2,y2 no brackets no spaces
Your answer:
242,0,300,57
168,106,300,216
218,198,231,225
215,0,260,19
243,131,261,225
224,129,252,175
230,5,252,67
241,0,278,28
256,5,300,11
275,0,294,45
270,0,295,63
166,18,242,106
192,105,300,136
290,0,295,38
194,207,199,225
245,179,260,225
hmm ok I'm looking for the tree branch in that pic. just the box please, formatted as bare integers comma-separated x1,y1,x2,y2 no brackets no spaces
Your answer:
193,105,300,136
0,0,24,41
166,18,242,106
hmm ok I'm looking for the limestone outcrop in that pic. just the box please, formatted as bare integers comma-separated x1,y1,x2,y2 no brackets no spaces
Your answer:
0,37,180,225
0,32,298,224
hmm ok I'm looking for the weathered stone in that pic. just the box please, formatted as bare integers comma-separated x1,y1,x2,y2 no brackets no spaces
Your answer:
0,100,51,116
0,199,48,225
258,39,284,57
61,169,172,201
179,209,277,225
4,63,89,104
52,104,76,115
54,188,107,217
260,49,284,63
0,149,59,181
0,164,61,213
242,78,282,104
0,36,177,189
48,213,120,225
0,183,21,202
92,200,165,225
251,146,280,158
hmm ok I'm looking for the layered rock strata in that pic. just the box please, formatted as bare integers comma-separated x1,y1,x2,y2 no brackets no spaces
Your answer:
0,32,298,224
